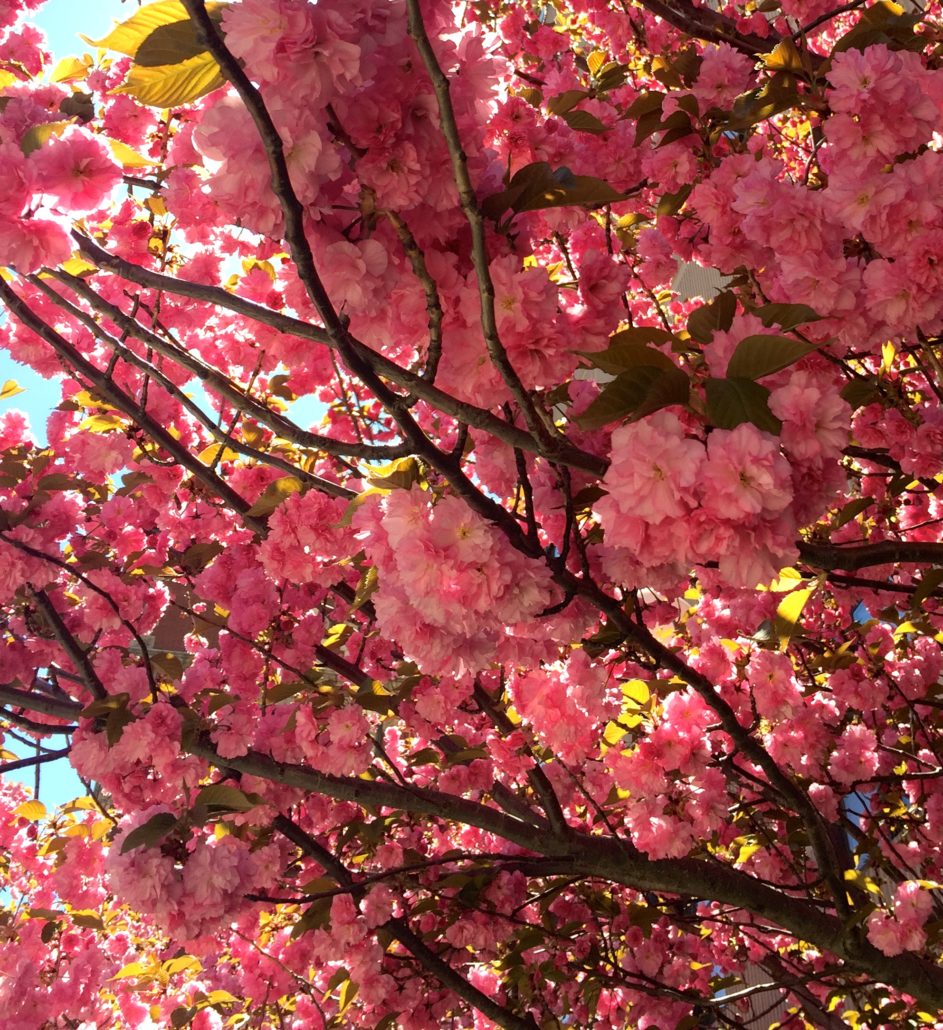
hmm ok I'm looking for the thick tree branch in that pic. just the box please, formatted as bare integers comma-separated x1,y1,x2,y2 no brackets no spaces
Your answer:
800,540,943,572
0,747,70,775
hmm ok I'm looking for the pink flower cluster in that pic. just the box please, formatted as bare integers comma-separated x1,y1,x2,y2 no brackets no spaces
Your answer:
867,881,934,957
355,489,556,674
106,806,279,941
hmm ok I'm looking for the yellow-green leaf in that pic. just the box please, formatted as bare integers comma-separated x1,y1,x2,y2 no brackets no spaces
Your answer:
603,721,628,746
50,55,92,83
163,954,202,976
621,679,651,706
338,978,359,1017
20,120,69,157
197,442,241,466
244,476,303,518
365,456,421,492
79,412,123,433
108,138,157,168
773,582,818,647
59,255,99,278
14,799,46,821
204,990,239,1006
1,379,24,400
113,51,225,108
110,961,152,980
135,11,225,67
85,1,200,57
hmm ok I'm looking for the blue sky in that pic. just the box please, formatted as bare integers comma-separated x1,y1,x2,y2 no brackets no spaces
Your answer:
3,1,329,808
2,0,131,808
0,0,129,444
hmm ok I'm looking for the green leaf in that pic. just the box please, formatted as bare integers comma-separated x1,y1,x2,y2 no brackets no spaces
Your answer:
170,1006,196,1029
832,0,923,53
755,302,822,331
832,496,872,529
725,334,816,380
483,162,626,219
687,291,736,343
561,109,607,134
913,568,943,610
80,692,130,719
841,377,881,410
577,366,689,429
351,566,379,612
120,812,177,854
583,329,676,375
71,911,105,930
180,540,224,573
113,51,225,108
192,783,258,814
704,377,782,434
625,91,666,120
656,184,692,216
725,75,800,131
291,896,332,939
265,679,310,704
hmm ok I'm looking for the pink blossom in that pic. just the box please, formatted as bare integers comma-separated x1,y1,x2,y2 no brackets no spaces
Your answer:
32,127,121,212
599,411,704,527
699,424,792,520
828,724,880,786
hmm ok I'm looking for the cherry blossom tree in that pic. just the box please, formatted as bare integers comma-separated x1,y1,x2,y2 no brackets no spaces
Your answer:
4,0,943,1025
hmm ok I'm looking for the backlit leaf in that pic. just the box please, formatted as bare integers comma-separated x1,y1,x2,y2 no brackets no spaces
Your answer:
113,51,225,108
108,138,158,167
1,379,24,400
20,120,69,157
85,0,225,57
366,456,420,492
135,7,228,67
773,582,818,647
14,800,46,821
244,476,303,518
50,55,92,83
110,961,152,980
